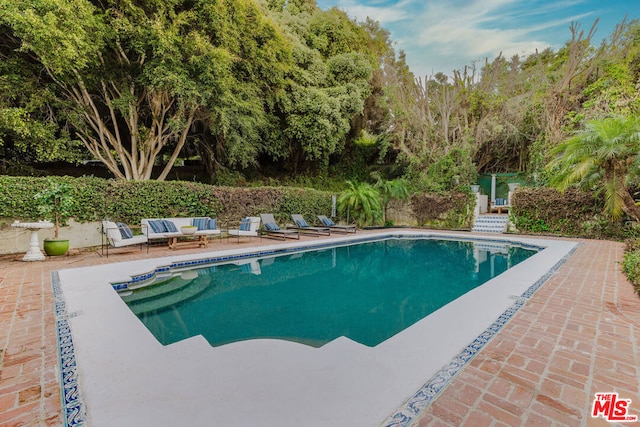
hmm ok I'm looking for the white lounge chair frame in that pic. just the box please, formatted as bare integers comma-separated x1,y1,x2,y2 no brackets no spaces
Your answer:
102,220,148,257
227,216,261,243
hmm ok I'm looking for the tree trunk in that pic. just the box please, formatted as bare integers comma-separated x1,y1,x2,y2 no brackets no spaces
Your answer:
620,187,640,222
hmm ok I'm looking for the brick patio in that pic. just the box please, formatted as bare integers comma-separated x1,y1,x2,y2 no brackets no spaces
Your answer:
0,232,638,426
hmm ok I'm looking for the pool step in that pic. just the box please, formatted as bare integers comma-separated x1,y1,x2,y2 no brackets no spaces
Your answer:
472,215,508,233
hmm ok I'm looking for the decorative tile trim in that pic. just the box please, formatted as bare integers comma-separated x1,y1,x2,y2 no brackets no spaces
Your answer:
380,243,580,426
52,271,87,427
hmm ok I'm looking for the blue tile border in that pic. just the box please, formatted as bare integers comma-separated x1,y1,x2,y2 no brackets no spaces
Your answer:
52,271,87,427
380,242,579,427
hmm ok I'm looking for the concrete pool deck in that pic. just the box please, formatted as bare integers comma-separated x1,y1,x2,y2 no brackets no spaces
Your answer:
0,230,638,426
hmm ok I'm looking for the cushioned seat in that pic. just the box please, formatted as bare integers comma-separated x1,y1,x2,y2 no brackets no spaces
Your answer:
102,220,148,257
227,217,261,242
141,217,221,242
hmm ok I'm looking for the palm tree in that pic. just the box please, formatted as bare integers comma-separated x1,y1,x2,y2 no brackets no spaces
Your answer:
548,116,640,221
337,181,382,227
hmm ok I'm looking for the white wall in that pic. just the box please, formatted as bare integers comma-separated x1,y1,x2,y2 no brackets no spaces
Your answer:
1,219,103,255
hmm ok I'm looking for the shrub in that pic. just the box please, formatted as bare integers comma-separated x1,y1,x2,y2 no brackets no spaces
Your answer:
337,181,382,227
411,192,474,229
622,239,640,296
0,176,333,228
509,187,631,239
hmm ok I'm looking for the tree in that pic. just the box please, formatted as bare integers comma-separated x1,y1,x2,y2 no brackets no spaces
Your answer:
548,116,640,221
0,20,85,166
264,5,374,174
34,181,74,239
581,19,640,118
0,0,289,180
337,180,382,227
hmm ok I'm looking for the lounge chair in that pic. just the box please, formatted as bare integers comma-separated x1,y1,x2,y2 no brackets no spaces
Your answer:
102,220,148,257
317,215,356,233
259,214,300,240
290,214,331,236
227,216,261,242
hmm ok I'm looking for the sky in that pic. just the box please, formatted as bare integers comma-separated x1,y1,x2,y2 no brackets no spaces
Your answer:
315,0,637,78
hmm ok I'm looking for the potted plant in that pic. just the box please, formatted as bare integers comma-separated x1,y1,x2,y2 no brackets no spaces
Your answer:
35,182,74,256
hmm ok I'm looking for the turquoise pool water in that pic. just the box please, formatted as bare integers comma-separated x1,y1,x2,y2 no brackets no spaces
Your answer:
122,238,536,348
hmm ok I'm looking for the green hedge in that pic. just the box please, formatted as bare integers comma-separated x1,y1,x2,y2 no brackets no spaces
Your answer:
510,187,635,239
0,176,333,227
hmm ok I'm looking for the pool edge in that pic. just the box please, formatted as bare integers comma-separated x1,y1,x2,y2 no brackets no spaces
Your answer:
379,242,580,427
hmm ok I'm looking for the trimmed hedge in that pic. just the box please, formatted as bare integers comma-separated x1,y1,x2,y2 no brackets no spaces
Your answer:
0,176,333,228
510,187,635,239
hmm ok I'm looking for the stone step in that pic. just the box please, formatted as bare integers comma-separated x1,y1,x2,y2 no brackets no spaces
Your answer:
472,215,508,233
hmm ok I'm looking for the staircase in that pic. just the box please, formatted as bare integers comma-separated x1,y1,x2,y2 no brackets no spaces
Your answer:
472,214,509,233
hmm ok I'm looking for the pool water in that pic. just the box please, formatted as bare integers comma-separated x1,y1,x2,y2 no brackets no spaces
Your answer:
122,238,536,348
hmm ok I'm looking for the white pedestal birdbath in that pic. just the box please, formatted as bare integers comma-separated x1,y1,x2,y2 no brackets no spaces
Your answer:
11,220,54,261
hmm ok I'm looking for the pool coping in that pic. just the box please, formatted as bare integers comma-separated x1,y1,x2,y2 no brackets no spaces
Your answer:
52,231,578,427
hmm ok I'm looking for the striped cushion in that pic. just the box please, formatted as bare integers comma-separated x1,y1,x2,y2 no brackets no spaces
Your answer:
208,218,217,230
321,217,335,226
239,218,251,231
117,222,133,239
264,222,279,231
148,219,167,233
295,218,309,228
162,220,178,232
192,217,209,230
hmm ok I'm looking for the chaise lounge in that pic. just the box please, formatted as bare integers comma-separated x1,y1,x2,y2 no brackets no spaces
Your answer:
260,214,300,240
290,214,331,236
317,215,356,233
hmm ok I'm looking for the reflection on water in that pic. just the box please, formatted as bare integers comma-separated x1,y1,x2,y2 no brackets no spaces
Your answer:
122,239,537,348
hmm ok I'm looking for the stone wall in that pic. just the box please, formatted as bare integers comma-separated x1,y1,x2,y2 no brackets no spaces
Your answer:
385,200,416,226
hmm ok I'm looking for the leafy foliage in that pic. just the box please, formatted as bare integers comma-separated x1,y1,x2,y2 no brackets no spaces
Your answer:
0,175,332,229
407,148,477,193
410,192,473,229
337,181,382,227
34,180,74,238
547,116,640,221
622,239,640,296
1,1,640,241
510,187,634,238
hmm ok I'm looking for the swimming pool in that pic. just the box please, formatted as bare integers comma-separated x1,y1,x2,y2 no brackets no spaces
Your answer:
123,238,536,348
55,231,578,427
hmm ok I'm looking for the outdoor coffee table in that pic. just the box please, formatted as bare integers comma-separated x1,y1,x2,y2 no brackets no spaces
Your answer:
165,231,209,250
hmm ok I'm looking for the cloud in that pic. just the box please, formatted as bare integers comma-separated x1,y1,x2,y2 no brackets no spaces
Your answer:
327,0,414,24
319,0,615,76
